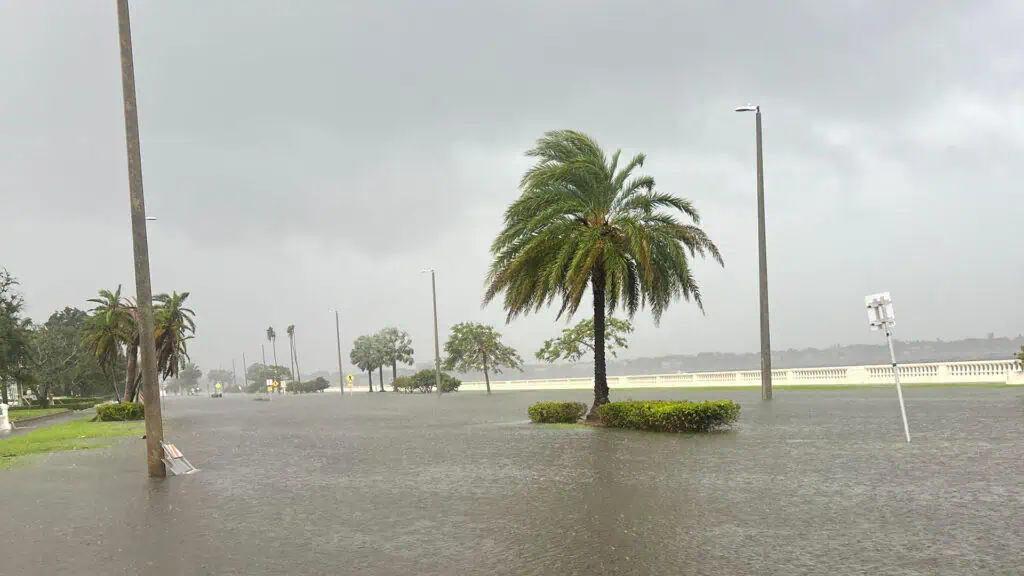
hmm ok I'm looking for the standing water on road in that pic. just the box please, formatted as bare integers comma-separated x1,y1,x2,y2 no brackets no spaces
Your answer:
0,388,1021,575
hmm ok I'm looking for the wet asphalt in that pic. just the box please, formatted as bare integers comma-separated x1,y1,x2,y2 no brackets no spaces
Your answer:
0,387,1021,575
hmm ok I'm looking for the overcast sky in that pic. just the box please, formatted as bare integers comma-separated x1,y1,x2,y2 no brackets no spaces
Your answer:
2,0,1022,375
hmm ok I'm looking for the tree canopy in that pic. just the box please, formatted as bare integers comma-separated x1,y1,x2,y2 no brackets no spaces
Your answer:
536,317,633,363
443,322,523,394
484,130,722,417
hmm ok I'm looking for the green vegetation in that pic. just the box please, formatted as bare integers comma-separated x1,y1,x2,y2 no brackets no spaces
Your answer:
1017,345,1023,365
443,322,523,394
597,400,740,432
392,370,461,393
242,362,290,394
528,401,588,424
0,419,144,469
537,317,633,363
484,130,722,421
95,402,144,421
288,377,330,393
8,408,68,422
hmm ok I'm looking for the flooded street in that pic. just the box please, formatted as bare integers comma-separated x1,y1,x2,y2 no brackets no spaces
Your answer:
1,387,1022,575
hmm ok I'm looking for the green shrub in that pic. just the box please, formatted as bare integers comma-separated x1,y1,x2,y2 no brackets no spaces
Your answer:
597,400,739,432
287,377,331,393
393,370,461,393
95,402,145,422
528,401,587,424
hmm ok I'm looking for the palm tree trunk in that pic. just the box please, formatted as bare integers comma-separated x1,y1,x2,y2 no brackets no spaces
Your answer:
367,369,373,392
588,265,609,420
483,358,491,395
293,334,301,383
109,369,121,401
392,361,397,383
1,378,9,405
378,366,384,392
288,335,295,385
123,343,139,402
271,341,278,371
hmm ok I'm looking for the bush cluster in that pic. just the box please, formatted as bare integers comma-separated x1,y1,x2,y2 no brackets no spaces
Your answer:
392,370,461,393
597,400,739,432
288,377,331,393
95,402,145,421
527,401,588,423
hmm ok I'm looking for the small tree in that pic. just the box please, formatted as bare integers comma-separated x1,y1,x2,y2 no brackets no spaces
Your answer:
377,327,415,383
350,335,376,392
443,322,523,395
1017,345,1024,367
536,317,633,363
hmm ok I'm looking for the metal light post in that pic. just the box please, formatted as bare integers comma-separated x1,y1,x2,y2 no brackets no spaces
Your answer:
735,104,773,401
242,352,248,391
330,309,345,395
866,292,910,442
420,269,442,396
117,0,164,477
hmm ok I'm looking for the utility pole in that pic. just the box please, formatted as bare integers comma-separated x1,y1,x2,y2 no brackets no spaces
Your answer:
117,0,164,478
261,344,268,387
231,359,237,390
242,352,248,391
429,270,442,396
735,104,773,401
333,309,344,395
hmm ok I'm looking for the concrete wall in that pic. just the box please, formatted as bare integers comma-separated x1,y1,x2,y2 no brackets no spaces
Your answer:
455,359,1024,392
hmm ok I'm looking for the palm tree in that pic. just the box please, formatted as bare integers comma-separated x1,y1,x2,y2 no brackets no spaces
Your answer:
286,324,301,383
484,130,723,419
378,327,414,383
350,335,375,392
266,326,278,375
154,291,196,381
83,286,131,400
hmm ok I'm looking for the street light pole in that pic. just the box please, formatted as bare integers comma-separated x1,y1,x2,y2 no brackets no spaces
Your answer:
117,0,164,477
735,104,773,401
332,309,345,395
421,269,442,396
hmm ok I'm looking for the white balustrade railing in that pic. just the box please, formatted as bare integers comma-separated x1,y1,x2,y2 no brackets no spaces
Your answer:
456,359,1024,392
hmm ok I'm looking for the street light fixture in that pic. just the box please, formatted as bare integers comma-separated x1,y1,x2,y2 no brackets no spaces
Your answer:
145,216,157,221
420,269,442,396
329,308,345,395
735,103,773,401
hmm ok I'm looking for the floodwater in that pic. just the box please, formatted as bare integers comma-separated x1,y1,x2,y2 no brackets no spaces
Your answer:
0,387,1021,575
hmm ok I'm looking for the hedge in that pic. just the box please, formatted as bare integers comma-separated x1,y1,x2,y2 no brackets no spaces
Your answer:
597,400,740,432
288,377,331,393
95,402,145,422
393,370,461,393
528,401,587,424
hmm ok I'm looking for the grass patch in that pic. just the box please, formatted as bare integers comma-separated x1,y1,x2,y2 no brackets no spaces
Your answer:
8,408,69,422
0,420,144,469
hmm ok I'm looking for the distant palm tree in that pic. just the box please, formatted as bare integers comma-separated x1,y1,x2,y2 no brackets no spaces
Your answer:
286,324,301,383
350,335,375,392
154,291,196,381
266,326,278,371
83,286,131,401
485,130,723,420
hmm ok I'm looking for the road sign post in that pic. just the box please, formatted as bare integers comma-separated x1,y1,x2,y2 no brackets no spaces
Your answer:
865,292,910,442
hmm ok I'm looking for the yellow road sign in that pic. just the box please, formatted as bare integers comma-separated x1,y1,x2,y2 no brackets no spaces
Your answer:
346,374,354,383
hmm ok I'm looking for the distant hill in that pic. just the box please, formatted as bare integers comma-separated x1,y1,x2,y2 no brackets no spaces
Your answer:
441,335,1024,382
